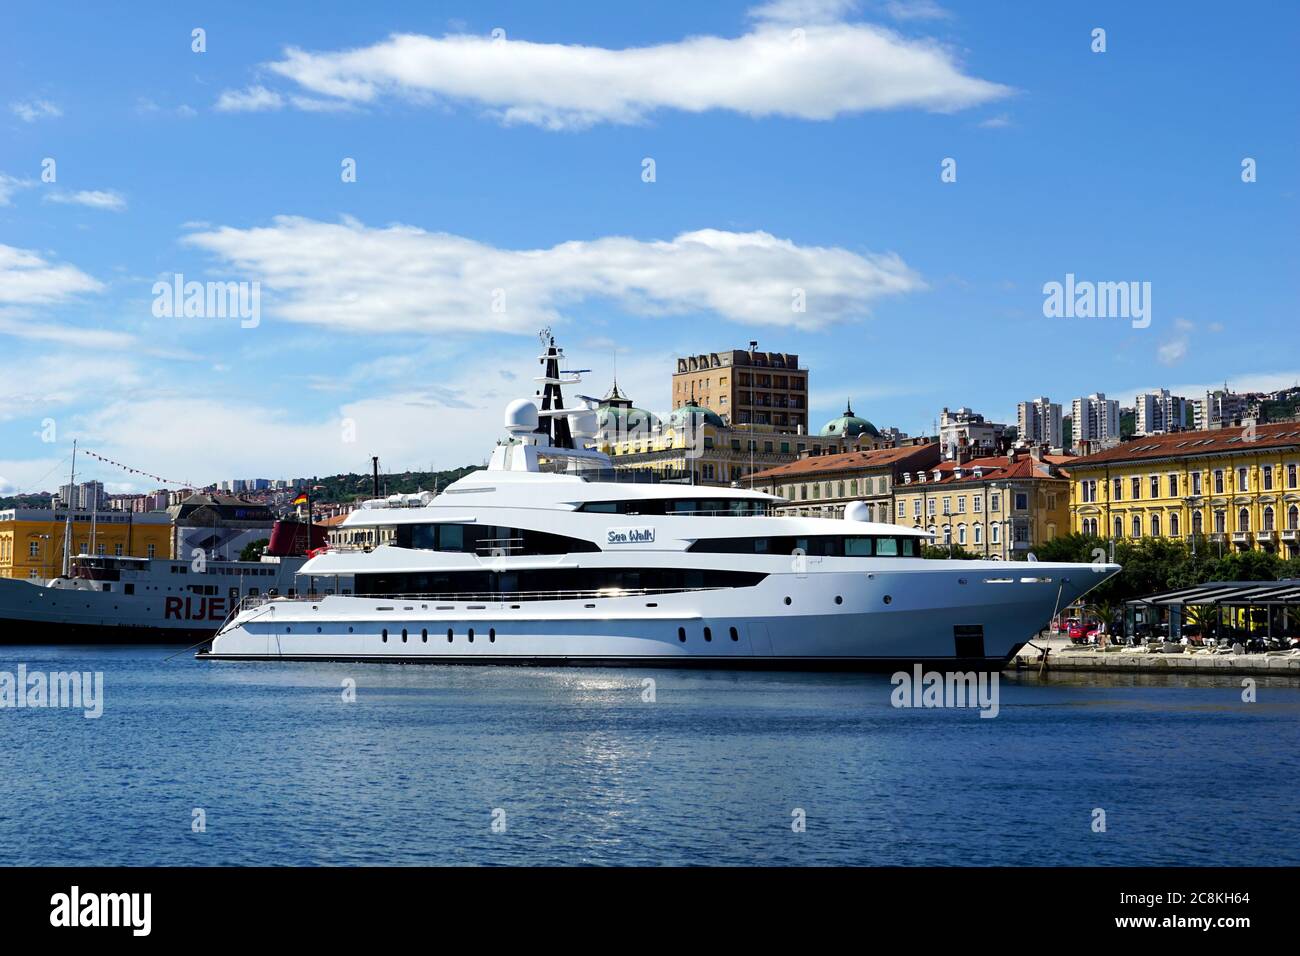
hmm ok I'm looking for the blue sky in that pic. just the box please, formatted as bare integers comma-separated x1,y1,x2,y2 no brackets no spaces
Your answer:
1,0,1297,494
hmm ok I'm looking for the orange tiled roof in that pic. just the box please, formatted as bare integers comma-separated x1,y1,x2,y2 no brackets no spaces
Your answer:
895,454,1071,487
748,443,937,480
1070,422,1300,467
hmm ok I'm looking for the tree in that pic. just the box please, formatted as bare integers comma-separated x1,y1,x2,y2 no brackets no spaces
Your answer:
922,544,982,560
240,538,269,562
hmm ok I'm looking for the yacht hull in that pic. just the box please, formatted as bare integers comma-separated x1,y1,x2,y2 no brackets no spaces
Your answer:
200,562,1117,670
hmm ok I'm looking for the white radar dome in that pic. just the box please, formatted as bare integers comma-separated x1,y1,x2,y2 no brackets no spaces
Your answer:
568,409,597,440
843,501,870,522
504,399,539,435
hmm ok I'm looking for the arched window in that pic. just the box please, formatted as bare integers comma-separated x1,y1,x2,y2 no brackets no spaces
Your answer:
1150,514,1161,538
1114,516,1124,539
1192,510,1203,535
1238,508,1250,532
1263,507,1274,532
1290,505,1300,531
1170,512,1180,537
957,525,967,546
974,524,982,544
1214,511,1226,534
1132,515,1142,538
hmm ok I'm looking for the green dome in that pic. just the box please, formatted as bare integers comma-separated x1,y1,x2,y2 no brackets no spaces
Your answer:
668,402,725,429
597,404,660,433
819,400,879,438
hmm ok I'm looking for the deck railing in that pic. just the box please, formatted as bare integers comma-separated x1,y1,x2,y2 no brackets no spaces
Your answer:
235,585,717,613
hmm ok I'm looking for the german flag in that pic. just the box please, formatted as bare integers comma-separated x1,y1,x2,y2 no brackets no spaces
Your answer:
291,492,308,506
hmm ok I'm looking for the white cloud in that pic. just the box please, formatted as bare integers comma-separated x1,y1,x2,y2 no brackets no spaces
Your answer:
45,189,128,212
749,0,861,24
0,314,136,350
215,85,285,112
880,0,951,21
977,113,1012,129
238,13,1008,129
0,172,35,206
182,217,924,334
1157,337,1188,366
0,353,144,423
10,99,62,122
0,244,103,306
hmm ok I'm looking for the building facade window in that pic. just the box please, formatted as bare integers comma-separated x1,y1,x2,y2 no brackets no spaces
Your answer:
1214,470,1225,494
1131,477,1141,499
1114,516,1124,538
1192,510,1203,535
1151,514,1161,537
1263,507,1274,532
1132,515,1142,537
1238,507,1250,532
1263,465,1274,491
1214,511,1226,534
1237,467,1248,491
1170,512,1180,537
1150,476,1160,498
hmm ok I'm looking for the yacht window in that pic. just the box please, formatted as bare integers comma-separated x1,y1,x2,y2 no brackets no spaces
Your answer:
876,538,899,556
845,538,873,557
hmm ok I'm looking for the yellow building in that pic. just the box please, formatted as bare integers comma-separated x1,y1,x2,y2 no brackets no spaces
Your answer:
1068,422,1300,556
891,452,1073,560
0,508,172,580
749,443,941,520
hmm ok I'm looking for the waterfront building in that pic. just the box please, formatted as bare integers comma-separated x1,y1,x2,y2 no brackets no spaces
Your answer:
938,407,1006,460
1135,389,1190,436
1067,422,1300,556
1017,396,1064,450
748,443,941,520
166,493,277,561
892,450,1073,559
672,342,808,433
0,508,172,579
1071,393,1121,449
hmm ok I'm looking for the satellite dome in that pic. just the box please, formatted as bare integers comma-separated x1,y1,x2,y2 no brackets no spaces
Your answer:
504,399,539,435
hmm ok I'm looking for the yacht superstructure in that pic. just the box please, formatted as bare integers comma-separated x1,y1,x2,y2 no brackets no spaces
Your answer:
202,336,1119,669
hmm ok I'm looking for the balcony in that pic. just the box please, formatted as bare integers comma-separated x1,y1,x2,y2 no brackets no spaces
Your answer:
1231,531,1253,546
1280,528,1299,543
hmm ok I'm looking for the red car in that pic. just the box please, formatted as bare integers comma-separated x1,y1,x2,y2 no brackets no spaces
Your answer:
1068,621,1100,643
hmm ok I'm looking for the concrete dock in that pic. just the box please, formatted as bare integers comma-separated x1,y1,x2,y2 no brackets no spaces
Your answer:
1008,634,1300,677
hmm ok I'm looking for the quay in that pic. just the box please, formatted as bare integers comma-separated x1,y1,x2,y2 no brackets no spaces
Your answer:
1010,635,1300,677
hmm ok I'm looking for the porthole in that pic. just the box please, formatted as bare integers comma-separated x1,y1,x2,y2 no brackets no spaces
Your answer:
348,626,354,633
729,627,739,642
401,628,408,643
784,596,792,605
422,628,428,643
883,595,892,605
382,628,388,642
285,626,291,633
447,629,453,643
489,628,496,643
316,626,322,633
468,628,475,643
834,595,843,605
704,626,712,642
677,627,686,643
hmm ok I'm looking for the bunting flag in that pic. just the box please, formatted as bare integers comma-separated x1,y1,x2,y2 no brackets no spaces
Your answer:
82,450,193,487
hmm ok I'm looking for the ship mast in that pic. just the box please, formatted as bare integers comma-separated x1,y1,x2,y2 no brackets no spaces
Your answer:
534,329,575,450
61,439,76,577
